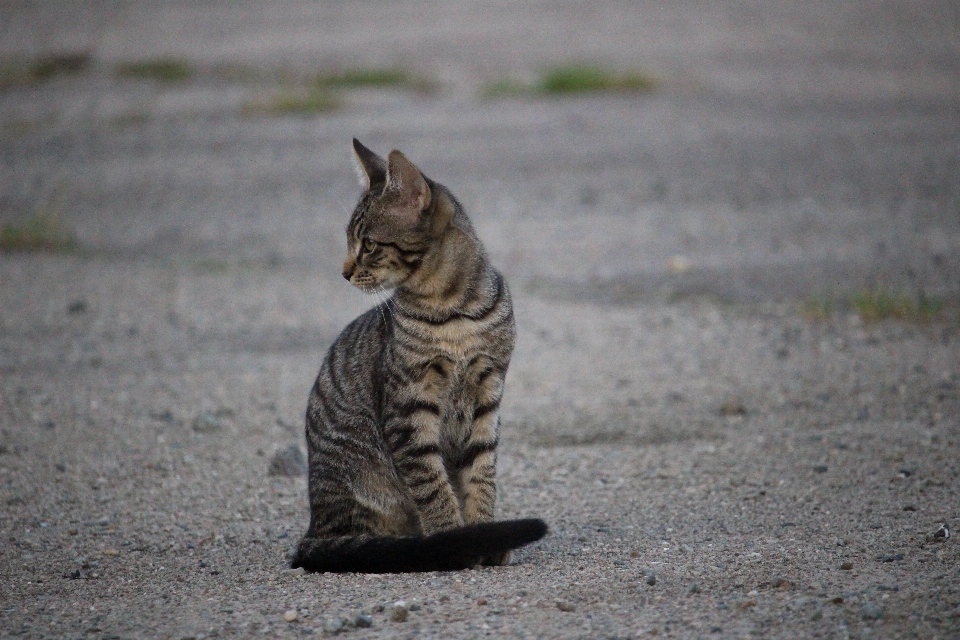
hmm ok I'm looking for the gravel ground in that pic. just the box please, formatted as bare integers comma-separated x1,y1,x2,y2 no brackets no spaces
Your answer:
2,2,959,638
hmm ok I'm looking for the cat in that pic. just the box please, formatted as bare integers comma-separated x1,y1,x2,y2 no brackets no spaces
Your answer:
290,139,546,573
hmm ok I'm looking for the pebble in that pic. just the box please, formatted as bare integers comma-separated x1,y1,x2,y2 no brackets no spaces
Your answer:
556,601,575,612
645,571,657,586
390,601,409,622
192,413,223,433
321,618,344,634
354,614,373,628
68,300,87,314
862,603,884,620
720,401,746,416
687,583,700,594
840,562,853,570
268,445,307,477
284,610,299,622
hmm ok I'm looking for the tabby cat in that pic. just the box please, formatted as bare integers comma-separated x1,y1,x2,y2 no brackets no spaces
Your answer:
290,139,546,573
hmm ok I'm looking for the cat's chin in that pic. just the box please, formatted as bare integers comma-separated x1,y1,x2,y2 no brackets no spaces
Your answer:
356,283,397,295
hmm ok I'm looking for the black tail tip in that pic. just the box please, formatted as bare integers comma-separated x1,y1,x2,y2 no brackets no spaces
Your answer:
515,518,548,543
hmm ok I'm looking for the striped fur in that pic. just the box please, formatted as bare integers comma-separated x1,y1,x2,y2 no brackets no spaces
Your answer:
291,140,546,573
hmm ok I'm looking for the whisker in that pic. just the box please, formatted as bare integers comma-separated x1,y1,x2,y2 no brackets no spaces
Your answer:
378,286,400,320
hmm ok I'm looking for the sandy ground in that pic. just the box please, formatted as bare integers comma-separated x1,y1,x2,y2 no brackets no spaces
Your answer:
2,2,959,638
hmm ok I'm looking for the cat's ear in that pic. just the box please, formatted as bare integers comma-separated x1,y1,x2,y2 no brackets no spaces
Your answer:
352,138,387,190
384,150,432,225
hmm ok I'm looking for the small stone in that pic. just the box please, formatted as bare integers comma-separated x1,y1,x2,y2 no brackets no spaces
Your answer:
268,445,307,477
556,601,575,612
667,255,693,274
101,549,119,556
772,577,794,590
476,598,488,606
192,413,223,433
840,562,853,570
389,601,408,622
720,401,746,416
321,618,344,634
354,615,372,629
645,571,657,586
284,610,299,622
927,523,950,541
903,504,917,511
746,590,759,597
813,465,828,474
687,583,700,594
862,603,884,620
68,300,88,314
67,529,78,536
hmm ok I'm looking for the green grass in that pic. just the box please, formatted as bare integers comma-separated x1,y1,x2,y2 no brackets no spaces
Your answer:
115,59,194,82
801,285,945,324
0,211,77,252
482,64,657,100
241,89,339,117
851,284,943,324
538,65,656,94
315,67,436,93
0,52,91,88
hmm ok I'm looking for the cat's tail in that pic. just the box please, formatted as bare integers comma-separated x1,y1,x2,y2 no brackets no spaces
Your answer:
290,518,547,573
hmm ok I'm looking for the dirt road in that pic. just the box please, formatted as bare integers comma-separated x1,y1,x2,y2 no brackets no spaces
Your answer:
2,2,958,638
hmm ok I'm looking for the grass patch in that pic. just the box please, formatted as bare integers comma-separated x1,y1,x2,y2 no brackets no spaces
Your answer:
115,59,194,82
801,285,945,324
241,89,339,117
482,64,657,100
315,67,436,93
538,64,656,94
0,52,91,88
851,284,943,324
0,211,77,252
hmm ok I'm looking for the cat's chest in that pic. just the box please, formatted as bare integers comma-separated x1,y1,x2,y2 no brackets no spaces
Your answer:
400,318,504,360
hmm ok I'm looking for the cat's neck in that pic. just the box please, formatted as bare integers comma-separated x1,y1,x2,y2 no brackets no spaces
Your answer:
393,227,496,322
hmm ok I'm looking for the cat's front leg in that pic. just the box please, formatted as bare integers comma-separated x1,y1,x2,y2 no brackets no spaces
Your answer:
457,409,509,565
458,358,505,526
385,405,464,534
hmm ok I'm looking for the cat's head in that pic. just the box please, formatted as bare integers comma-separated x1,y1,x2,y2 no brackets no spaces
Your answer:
341,139,453,292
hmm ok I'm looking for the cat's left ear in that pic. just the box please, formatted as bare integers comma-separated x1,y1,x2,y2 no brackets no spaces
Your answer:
352,138,387,190
384,150,432,225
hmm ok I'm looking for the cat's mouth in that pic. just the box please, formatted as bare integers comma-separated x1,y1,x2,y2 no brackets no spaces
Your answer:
351,275,400,294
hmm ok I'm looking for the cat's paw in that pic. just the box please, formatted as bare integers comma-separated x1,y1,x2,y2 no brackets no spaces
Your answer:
480,550,511,566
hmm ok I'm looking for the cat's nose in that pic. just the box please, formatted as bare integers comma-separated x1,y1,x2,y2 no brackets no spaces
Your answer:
342,259,355,281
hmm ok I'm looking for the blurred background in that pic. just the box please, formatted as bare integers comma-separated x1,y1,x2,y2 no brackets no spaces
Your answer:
3,0,959,305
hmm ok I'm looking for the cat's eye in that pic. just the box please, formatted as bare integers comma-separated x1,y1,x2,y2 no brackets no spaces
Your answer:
362,238,376,251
